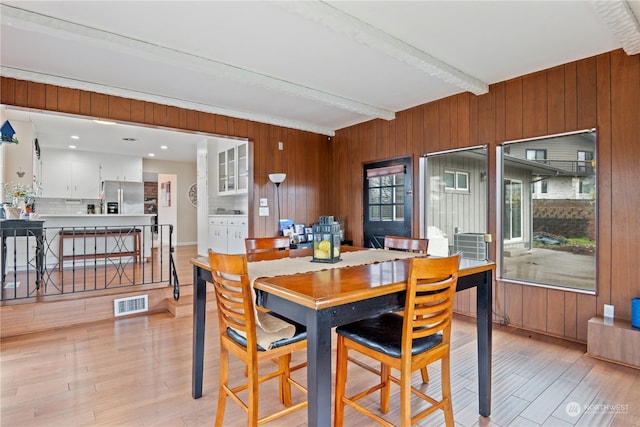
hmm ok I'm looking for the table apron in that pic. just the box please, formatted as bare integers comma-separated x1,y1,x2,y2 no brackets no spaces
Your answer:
256,291,405,327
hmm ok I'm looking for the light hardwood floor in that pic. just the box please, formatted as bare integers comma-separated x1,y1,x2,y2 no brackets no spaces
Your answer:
2,309,639,426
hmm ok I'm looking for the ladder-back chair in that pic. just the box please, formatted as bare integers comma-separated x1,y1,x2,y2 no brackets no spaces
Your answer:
334,254,460,426
208,250,307,426
245,236,291,262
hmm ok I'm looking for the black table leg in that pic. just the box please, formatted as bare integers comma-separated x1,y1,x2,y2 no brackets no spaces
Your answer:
306,309,333,427
476,269,493,417
192,266,207,398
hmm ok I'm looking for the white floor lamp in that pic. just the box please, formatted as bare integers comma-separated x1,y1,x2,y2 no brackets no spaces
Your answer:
268,173,286,234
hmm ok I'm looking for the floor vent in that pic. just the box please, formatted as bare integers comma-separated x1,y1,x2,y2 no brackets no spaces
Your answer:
114,295,148,317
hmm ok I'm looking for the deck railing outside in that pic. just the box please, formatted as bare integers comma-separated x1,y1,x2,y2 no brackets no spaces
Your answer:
1,223,178,301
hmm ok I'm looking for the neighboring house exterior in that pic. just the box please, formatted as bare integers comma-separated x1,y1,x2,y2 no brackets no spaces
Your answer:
423,131,595,259
424,148,488,257
502,130,596,253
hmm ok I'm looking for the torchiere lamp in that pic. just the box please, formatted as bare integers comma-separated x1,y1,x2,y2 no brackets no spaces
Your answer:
268,173,286,234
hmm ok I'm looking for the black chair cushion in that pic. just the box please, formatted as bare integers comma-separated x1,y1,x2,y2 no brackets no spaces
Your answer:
227,319,307,352
336,312,442,358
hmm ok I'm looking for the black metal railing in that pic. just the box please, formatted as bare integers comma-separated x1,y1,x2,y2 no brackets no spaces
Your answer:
530,159,595,176
0,223,177,301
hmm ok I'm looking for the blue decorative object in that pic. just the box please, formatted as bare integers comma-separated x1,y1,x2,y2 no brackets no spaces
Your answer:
632,298,640,329
1,120,19,143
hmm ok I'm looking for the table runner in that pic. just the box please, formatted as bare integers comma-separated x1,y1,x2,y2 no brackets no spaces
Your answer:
247,249,424,348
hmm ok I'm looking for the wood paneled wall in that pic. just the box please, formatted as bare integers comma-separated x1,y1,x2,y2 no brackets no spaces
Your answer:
0,77,332,238
332,49,640,342
2,49,638,343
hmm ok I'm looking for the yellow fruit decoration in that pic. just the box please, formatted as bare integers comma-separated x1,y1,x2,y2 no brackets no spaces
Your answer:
314,249,329,259
318,240,331,252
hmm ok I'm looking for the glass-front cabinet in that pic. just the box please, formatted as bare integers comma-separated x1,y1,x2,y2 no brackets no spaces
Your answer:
217,141,247,196
237,142,248,193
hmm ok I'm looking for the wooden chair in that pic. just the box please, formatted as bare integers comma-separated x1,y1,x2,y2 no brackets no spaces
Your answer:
384,235,431,382
384,235,429,254
245,236,290,262
334,254,460,427
208,250,307,426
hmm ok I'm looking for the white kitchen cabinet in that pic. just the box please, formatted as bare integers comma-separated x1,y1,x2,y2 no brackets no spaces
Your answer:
217,141,248,196
39,149,100,199
99,153,143,182
237,142,248,193
208,217,228,254
39,149,71,198
208,215,248,254
227,216,249,254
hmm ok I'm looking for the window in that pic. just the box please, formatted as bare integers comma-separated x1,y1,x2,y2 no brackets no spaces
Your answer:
579,177,594,195
526,149,547,161
456,172,469,191
532,178,548,195
420,146,488,258
499,129,596,293
368,173,404,222
444,171,455,189
444,170,469,191
577,150,594,173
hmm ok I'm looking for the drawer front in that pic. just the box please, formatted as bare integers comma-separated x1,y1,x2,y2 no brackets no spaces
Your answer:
228,217,248,227
209,218,228,226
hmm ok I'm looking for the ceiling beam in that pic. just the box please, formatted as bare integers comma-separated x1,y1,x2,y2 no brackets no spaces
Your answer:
277,1,488,96
1,66,337,137
0,4,395,130
591,0,640,55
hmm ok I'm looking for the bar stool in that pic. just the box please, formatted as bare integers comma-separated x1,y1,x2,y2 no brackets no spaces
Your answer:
208,250,308,426
334,254,460,426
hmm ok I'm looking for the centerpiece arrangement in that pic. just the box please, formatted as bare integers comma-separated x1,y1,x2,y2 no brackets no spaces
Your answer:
2,182,37,219
311,216,342,263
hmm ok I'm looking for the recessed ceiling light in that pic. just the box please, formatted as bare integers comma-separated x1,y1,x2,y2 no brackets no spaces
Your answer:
148,153,155,157
92,119,117,125
68,145,77,149
122,137,137,142
71,135,79,139
160,145,168,150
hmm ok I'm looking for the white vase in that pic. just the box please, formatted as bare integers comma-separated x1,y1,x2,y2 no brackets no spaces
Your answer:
4,205,22,219
12,197,26,209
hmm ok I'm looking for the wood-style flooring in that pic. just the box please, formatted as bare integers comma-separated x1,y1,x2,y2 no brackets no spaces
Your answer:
2,309,639,426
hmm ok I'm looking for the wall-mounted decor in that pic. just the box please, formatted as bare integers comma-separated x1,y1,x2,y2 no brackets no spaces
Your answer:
160,181,171,207
188,182,197,207
1,120,19,144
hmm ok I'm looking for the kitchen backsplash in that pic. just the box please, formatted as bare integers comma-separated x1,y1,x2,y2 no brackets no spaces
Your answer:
37,194,248,215
34,198,101,215
209,195,247,215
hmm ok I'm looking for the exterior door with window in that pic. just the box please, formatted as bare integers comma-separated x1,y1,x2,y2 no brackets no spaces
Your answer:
363,158,412,248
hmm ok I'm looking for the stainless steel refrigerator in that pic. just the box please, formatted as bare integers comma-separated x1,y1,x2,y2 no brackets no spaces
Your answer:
101,180,144,214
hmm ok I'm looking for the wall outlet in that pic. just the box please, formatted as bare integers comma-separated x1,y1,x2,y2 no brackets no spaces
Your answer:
604,304,614,319
278,141,284,150
259,207,269,216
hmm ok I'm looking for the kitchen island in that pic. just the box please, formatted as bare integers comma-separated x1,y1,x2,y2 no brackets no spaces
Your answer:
38,214,155,269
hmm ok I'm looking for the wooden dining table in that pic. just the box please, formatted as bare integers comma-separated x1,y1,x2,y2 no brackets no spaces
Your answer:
190,248,495,427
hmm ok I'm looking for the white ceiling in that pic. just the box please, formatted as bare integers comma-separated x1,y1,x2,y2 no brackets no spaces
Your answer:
1,1,639,162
